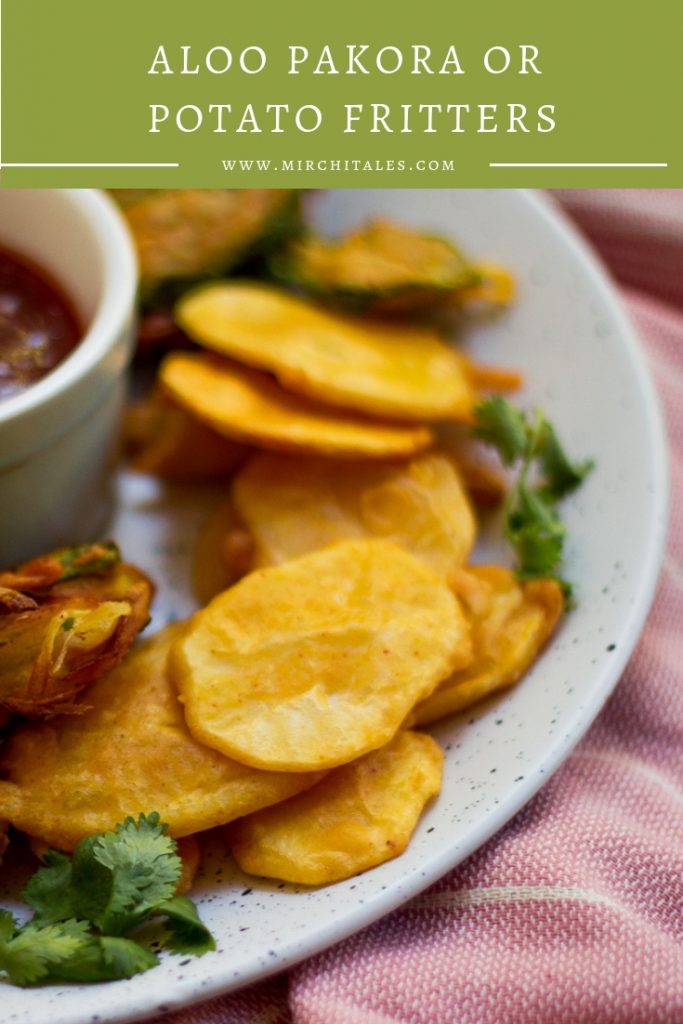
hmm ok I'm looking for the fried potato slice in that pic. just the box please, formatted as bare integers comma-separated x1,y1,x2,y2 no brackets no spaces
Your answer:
192,497,256,605
0,557,153,718
0,626,325,851
453,453,507,508
172,539,471,772
123,391,247,480
273,219,477,314
175,282,476,421
232,451,476,578
175,835,202,895
460,355,523,394
160,353,432,459
229,730,443,885
453,261,517,308
121,189,299,297
411,566,564,725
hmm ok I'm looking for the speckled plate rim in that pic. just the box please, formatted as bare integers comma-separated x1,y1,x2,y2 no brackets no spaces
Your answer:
1,189,669,1024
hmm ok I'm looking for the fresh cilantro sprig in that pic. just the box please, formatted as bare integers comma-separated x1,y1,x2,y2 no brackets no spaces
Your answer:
473,396,593,599
0,813,215,987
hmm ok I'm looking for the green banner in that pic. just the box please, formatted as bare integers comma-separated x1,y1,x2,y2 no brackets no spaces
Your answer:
1,0,680,187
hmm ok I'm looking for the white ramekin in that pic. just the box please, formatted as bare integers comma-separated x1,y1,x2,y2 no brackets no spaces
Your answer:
0,189,138,565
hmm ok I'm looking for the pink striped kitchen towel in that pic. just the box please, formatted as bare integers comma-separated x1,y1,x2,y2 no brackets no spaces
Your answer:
165,190,682,1024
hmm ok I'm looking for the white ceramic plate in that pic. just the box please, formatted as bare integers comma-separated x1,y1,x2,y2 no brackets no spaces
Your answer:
0,190,667,1024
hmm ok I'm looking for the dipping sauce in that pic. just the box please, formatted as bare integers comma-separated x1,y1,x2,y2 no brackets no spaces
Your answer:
0,245,81,401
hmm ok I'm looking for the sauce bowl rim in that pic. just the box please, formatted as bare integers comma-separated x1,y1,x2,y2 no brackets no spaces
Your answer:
0,188,138,427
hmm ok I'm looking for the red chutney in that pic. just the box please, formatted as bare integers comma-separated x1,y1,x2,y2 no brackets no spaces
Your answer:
0,245,81,401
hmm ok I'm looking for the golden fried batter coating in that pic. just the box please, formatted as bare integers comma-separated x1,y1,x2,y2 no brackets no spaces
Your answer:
160,353,433,459
232,451,476,578
0,626,324,850
172,539,471,772
175,283,476,421
229,730,443,885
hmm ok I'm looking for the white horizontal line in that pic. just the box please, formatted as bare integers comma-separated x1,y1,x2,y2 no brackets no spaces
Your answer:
411,885,618,910
572,750,683,804
410,884,648,929
490,162,668,168
0,162,180,168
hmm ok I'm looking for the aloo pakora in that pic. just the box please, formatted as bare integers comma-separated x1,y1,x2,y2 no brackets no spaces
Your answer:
118,189,300,301
123,390,247,480
0,626,325,851
0,544,153,718
272,218,478,313
171,538,471,772
192,497,255,606
159,353,433,459
175,282,477,421
229,730,443,885
411,566,564,725
232,451,476,579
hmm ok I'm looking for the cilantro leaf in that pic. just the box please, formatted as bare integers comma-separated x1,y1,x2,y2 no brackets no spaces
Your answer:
100,936,160,978
157,897,216,956
472,395,529,466
69,835,117,927
23,850,76,924
43,937,159,984
0,909,18,943
506,482,566,578
0,919,91,986
0,812,215,987
537,419,594,498
91,813,181,927
72,812,181,935
472,396,593,595
508,480,567,541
